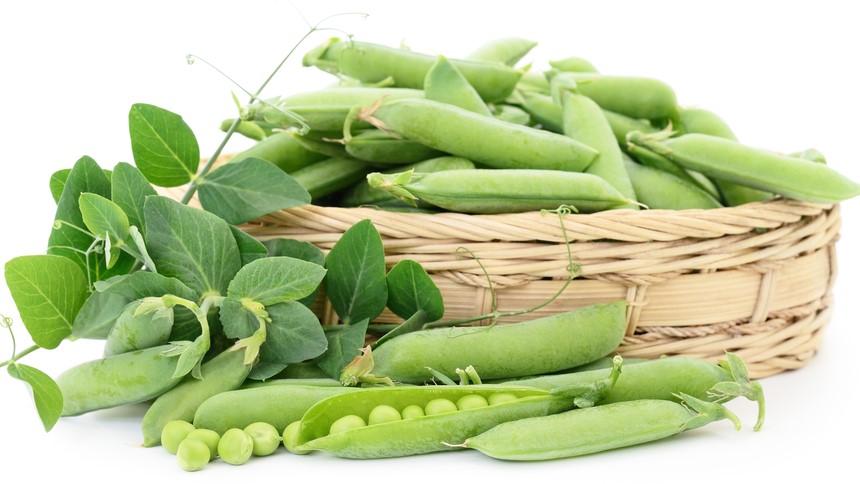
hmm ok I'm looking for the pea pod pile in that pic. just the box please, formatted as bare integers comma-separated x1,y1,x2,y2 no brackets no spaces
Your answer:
230,36,859,212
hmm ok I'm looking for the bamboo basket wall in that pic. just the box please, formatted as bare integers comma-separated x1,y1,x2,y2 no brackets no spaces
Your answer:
165,181,840,379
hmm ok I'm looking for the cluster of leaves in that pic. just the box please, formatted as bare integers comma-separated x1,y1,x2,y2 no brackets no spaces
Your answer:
2,103,444,432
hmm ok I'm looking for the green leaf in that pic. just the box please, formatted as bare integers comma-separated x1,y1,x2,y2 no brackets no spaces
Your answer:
110,162,157,234
128,103,200,187
248,362,288,381
144,196,241,296
7,364,64,432
72,272,197,339
79,193,134,267
325,219,388,324
5,255,88,349
219,297,258,340
227,257,326,307
371,309,428,350
260,301,327,365
264,239,325,307
230,226,267,266
47,156,121,280
49,169,71,204
314,318,369,379
173,334,209,379
197,157,311,224
385,259,444,321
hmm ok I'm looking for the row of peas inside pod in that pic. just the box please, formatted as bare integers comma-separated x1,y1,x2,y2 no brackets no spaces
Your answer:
224,36,860,213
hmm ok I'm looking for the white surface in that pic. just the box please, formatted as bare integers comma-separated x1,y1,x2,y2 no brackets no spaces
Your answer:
0,1,857,482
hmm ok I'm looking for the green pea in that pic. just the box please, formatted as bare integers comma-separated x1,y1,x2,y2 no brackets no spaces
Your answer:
329,415,367,435
367,405,402,425
424,398,458,416
456,394,489,411
401,404,425,419
244,422,281,457
176,438,210,472
218,428,254,465
185,428,220,460
487,393,519,406
282,421,311,455
161,420,195,455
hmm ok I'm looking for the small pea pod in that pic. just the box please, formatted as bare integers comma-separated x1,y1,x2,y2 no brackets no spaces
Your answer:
368,169,632,214
289,157,374,202
627,132,860,204
424,55,492,116
549,56,599,73
345,301,628,384
141,348,252,447
57,344,183,416
361,98,599,172
624,158,723,210
298,362,621,459
513,71,551,95
551,72,680,122
303,38,523,103
246,87,424,132
466,37,537,66
103,300,173,357
193,383,357,435
561,91,638,206
344,130,445,165
461,394,740,461
228,131,327,172
490,104,532,126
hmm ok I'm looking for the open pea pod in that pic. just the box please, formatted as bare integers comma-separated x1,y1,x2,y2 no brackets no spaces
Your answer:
296,385,573,459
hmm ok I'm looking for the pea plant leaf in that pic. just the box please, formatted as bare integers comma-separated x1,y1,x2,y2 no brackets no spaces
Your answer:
314,318,369,379
218,297,258,340
248,362,287,381
4,255,88,349
128,103,200,187
385,259,444,321
260,301,328,365
325,219,388,325
371,309,428,350
48,155,132,282
72,271,197,340
110,162,157,234
230,226,268,266
79,193,135,268
264,239,325,307
227,256,326,307
144,196,241,296
197,157,311,225
7,364,64,432
50,167,114,205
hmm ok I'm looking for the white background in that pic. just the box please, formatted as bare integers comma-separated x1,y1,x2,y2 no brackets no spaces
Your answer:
0,1,857,482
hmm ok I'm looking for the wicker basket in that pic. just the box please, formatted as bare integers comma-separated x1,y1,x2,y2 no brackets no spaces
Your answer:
165,172,840,379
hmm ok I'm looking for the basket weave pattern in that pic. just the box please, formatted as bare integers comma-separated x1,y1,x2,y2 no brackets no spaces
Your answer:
165,178,839,378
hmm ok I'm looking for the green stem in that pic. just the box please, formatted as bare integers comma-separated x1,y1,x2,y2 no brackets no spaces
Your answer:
0,344,39,368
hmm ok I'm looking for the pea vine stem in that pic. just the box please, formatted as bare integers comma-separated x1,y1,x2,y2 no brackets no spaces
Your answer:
0,315,39,368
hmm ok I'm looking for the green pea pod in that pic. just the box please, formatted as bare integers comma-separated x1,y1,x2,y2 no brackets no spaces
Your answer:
368,169,631,214
193,384,357,435
349,301,628,384
466,37,537,66
141,348,252,447
102,300,174,356
548,56,599,73
551,72,680,122
628,132,860,204
602,109,658,147
517,91,563,132
289,157,374,202
562,92,638,206
290,131,350,159
344,130,445,165
247,87,424,132
514,71,551,95
490,104,532,126
363,98,598,172
462,395,740,461
297,375,619,459
678,107,772,206
341,156,475,208
228,131,327,172
57,344,183,416
624,158,723,210
424,55,492,116
303,38,523,103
